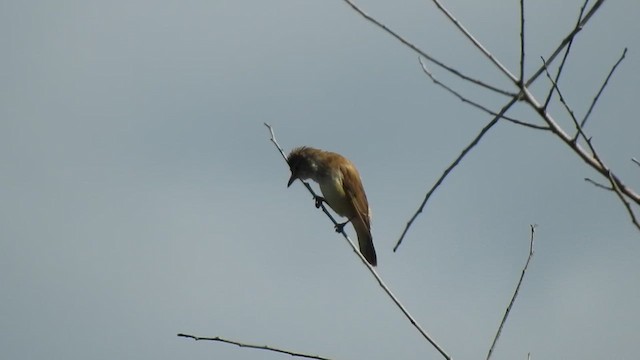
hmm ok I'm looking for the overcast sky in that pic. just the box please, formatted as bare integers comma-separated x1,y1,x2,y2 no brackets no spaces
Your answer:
2,0,639,359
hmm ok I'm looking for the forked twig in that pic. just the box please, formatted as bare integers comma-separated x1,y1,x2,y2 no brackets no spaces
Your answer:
607,171,640,231
486,225,537,360
540,58,584,142
177,334,333,360
543,0,588,110
525,0,606,87
264,124,452,360
429,0,518,84
584,177,613,191
418,58,547,130
341,0,515,97
581,48,627,128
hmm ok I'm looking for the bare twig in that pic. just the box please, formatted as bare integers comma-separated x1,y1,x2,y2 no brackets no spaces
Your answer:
394,109,506,251
418,58,548,130
265,124,452,360
542,0,588,110
430,0,518,84
525,0,606,87
519,0,526,85
581,48,627,128
177,334,333,360
341,0,515,97
584,177,613,191
607,171,640,231
520,83,640,228
486,225,537,360
540,58,584,142
632,158,640,168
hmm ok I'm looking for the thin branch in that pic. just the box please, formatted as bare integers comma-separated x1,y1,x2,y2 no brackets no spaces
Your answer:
525,0,606,87
177,334,333,360
632,158,640,168
584,177,613,191
486,225,537,360
265,124,452,360
519,0,526,85
540,58,584,143
430,0,519,84
394,109,507,251
265,123,289,163
607,171,640,231
581,47,627,128
341,0,515,97
520,82,640,220
543,0,588,110
418,57,548,130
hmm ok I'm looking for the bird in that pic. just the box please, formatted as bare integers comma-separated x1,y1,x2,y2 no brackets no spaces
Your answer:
286,146,377,266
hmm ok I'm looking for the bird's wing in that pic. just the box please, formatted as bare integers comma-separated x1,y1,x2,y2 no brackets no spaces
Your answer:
340,162,371,228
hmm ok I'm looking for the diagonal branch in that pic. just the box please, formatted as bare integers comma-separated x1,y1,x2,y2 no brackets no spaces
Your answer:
430,0,519,84
581,47,627,128
520,82,640,216
584,177,613,191
486,225,537,360
341,0,515,97
525,0,606,88
177,334,333,360
543,0,589,110
394,108,507,251
540,57,584,143
607,171,640,231
418,57,548,130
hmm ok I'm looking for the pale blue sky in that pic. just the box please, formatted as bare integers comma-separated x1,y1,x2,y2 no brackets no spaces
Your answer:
2,1,639,359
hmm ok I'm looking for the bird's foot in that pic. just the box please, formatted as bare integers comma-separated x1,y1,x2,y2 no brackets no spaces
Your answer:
334,221,350,233
314,196,326,209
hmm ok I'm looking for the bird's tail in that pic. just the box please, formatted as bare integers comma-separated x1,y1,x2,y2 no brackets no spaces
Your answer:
353,219,377,266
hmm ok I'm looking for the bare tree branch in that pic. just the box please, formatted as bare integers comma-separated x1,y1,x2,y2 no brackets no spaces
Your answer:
540,57,584,143
584,177,613,191
581,47,627,128
265,124,452,360
341,0,515,97
632,158,640,168
519,0,526,85
418,57,548,130
607,171,640,231
525,0,606,87
394,110,505,251
543,0,589,110
486,225,537,360
177,333,333,360
429,0,518,84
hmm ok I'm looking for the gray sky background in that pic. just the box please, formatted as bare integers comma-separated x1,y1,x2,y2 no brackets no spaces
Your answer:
2,0,639,359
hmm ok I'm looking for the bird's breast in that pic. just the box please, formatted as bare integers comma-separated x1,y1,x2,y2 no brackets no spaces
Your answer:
318,175,351,217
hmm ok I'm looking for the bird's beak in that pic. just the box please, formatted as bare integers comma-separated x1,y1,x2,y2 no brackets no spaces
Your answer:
287,173,297,187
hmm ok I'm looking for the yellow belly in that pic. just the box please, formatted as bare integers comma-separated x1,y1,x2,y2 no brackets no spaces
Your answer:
319,176,351,218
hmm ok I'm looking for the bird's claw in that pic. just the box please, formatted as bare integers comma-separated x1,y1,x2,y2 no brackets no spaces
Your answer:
314,196,325,209
334,222,347,233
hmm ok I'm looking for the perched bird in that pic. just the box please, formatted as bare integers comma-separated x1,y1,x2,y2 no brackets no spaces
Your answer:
287,146,377,266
